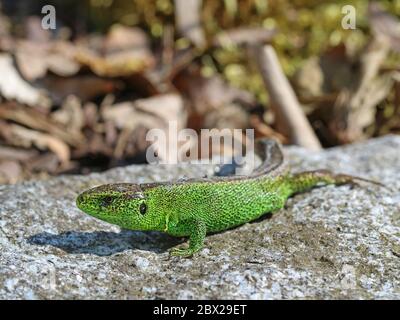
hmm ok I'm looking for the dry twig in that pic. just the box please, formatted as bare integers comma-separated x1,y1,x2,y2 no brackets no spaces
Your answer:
256,45,322,150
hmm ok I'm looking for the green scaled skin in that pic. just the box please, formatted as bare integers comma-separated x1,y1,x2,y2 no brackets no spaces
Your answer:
76,140,383,257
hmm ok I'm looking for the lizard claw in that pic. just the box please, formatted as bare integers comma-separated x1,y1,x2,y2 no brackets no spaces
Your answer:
169,246,195,258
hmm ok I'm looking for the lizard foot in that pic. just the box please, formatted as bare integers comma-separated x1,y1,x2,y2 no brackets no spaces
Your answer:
169,246,195,258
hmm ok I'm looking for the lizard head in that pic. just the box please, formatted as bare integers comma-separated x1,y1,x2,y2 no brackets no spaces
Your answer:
76,183,163,231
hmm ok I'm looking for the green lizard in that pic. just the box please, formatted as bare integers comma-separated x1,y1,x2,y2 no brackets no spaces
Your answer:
76,140,383,257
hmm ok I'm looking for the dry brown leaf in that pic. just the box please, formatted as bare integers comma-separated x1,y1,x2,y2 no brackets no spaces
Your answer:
294,44,354,99
24,16,51,43
293,57,324,98
369,1,400,53
16,40,80,81
0,53,51,108
26,153,59,174
133,93,186,127
0,160,22,184
132,94,187,162
72,130,113,159
249,115,288,143
5,124,70,166
52,95,85,135
101,102,138,129
0,103,83,146
46,53,80,77
101,94,186,130
174,71,256,114
104,120,118,146
15,40,48,81
75,25,154,77
39,75,118,104
124,72,163,96
203,103,250,129
102,94,186,160
82,102,99,128
103,24,149,53
165,47,199,81
75,50,152,77
0,145,39,162
46,41,81,77
0,11,11,39
330,37,392,143
102,101,164,130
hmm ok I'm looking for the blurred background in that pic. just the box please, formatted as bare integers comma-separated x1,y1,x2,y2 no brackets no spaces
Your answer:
0,0,399,184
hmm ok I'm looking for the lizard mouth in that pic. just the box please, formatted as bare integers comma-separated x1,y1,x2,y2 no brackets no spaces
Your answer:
75,190,116,221
75,191,96,215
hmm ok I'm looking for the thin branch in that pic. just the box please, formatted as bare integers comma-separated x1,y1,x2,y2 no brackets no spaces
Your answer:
256,45,322,150
174,0,206,49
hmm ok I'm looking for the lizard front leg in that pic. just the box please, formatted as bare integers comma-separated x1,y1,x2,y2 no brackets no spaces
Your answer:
170,219,207,257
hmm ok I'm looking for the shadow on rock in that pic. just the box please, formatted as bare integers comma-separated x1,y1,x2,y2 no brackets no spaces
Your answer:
27,229,182,256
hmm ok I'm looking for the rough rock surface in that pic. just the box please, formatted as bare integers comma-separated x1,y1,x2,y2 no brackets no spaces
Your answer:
0,135,399,299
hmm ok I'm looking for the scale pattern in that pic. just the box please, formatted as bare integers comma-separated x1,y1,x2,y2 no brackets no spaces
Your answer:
76,169,368,257
76,139,383,257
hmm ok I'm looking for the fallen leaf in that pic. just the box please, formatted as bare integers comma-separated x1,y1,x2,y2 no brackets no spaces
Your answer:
5,124,70,167
15,40,48,81
369,1,400,52
16,40,80,81
102,94,186,160
103,24,150,53
24,16,51,43
133,93,186,127
82,102,99,128
39,74,119,104
26,153,59,174
203,103,250,129
174,70,256,114
0,53,51,108
75,25,154,76
0,145,39,162
330,37,392,143
48,41,80,75
0,103,83,146
51,95,85,136
0,160,22,184
102,101,164,130
249,115,288,143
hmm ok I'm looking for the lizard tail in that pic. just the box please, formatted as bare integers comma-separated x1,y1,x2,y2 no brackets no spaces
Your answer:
288,169,386,195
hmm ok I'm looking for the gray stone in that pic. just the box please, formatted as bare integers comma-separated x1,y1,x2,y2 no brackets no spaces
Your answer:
0,135,399,299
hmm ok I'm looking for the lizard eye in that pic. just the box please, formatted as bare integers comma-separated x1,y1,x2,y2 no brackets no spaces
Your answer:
139,202,147,215
101,196,113,207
